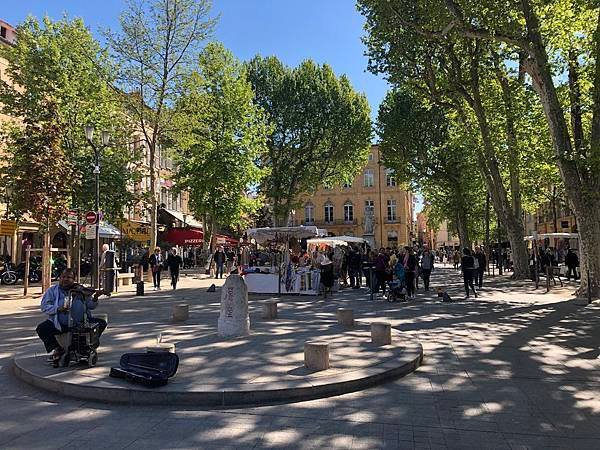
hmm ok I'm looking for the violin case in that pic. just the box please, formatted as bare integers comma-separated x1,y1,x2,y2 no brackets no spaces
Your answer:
109,352,179,387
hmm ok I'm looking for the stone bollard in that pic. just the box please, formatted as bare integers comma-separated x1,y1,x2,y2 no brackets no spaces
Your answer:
146,342,176,353
336,308,354,327
262,300,278,319
371,322,392,346
172,304,189,322
304,341,330,371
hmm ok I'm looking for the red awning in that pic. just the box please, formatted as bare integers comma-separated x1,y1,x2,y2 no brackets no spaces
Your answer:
162,228,204,246
161,228,239,247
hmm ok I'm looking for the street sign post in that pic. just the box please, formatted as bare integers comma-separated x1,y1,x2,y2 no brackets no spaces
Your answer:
67,210,78,225
86,224,96,240
85,211,98,225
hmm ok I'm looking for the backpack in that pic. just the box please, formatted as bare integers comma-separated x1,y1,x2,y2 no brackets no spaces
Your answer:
472,255,479,270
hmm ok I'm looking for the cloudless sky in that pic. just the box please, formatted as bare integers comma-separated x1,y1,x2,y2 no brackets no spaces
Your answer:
2,0,389,122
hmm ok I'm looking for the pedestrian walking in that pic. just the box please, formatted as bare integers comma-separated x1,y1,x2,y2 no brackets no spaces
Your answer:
461,248,477,298
348,246,362,289
213,246,226,279
420,248,434,291
149,247,163,290
166,247,182,290
565,248,579,281
404,247,418,299
474,246,486,289
374,248,389,295
453,250,461,271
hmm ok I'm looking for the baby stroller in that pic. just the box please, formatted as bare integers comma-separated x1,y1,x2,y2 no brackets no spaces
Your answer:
387,262,407,302
55,285,108,368
386,280,407,302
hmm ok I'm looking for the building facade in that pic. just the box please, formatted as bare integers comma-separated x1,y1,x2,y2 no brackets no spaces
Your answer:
293,145,415,249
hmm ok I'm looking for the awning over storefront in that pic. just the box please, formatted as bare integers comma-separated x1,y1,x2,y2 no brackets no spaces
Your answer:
58,220,121,239
162,208,203,228
162,227,204,246
161,227,239,246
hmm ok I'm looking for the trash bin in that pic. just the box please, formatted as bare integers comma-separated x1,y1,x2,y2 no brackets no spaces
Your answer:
136,281,144,296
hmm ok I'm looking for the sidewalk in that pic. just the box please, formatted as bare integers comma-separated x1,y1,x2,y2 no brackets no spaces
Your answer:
1,267,599,449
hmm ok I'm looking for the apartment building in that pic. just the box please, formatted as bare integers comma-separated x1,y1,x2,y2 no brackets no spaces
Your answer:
293,145,415,249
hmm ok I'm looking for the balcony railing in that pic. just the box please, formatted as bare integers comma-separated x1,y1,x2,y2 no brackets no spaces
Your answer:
312,219,358,226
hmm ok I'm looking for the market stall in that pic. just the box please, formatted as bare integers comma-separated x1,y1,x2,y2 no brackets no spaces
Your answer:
243,226,325,295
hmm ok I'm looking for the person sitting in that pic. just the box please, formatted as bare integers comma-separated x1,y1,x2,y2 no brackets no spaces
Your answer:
35,268,107,364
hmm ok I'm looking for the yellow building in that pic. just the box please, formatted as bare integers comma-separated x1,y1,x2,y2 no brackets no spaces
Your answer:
293,145,415,248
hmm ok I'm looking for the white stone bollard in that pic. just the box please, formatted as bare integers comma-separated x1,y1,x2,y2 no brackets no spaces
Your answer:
336,308,354,327
172,304,189,322
371,322,392,346
218,275,250,337
262,300,278,319
304,341,330,371
146,342,176,353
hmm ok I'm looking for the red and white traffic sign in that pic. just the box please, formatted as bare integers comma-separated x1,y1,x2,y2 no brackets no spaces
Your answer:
85,211,98,225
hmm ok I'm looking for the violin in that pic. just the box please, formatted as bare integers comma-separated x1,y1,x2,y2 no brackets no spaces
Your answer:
68,284,111,299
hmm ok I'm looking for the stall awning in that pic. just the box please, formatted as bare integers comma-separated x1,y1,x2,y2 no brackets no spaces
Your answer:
307,236,368,247
162,208,203,228
215,234,239,246
246,226,324,245
58,220,121,239
162,227,204,246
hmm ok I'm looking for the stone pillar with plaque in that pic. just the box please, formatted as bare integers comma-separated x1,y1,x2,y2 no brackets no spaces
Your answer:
218,275,250,337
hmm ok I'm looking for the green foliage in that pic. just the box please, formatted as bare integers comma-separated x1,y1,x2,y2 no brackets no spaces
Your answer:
0,16,141,222
1,99,72,226
171,42,270,231
377,89,485,244
246,56,372,223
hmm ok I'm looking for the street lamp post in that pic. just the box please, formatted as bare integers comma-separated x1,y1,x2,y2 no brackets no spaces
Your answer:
85,125,110,288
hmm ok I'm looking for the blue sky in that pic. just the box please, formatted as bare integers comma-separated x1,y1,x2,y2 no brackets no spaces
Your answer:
2,0,389,122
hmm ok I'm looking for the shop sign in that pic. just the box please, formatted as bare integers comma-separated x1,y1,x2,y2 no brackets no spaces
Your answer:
0,219,17,236
121,219,151,242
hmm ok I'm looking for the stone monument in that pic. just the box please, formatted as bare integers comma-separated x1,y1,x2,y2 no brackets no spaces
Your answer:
362,206,376,249
218,274,250,337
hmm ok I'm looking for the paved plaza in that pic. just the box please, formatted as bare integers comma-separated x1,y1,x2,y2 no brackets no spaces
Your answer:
1,267,600,449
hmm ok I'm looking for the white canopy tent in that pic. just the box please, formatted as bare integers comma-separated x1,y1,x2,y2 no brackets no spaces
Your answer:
307,236,368,247
246,226,325,245
524,233,579,241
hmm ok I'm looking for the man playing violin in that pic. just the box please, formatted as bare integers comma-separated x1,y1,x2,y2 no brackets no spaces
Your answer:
35,268,108,363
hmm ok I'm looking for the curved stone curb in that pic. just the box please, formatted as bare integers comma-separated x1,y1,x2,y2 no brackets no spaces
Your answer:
12,343,423,408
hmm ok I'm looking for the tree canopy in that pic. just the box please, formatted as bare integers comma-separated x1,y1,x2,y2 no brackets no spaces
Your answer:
246,56,372,225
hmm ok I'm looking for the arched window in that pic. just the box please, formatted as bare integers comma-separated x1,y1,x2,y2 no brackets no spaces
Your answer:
324,202,334,223
387,231,398,247
304,203,314,225
344,201,354,223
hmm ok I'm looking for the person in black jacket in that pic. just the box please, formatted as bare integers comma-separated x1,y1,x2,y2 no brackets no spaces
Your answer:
166,248,183,289
474,246,487,289
461,248,477,298
348,247,362,289
213,246,227,279
565,248,579,281
149,247,163,290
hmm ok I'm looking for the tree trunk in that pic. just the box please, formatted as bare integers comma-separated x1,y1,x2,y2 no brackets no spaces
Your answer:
520,1,600,297
576,206,600,298
455,208,470,250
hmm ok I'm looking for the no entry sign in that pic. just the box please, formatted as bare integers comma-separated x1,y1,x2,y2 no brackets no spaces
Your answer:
85,211,98,225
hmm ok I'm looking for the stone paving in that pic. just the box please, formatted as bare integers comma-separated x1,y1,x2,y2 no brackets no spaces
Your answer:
1,266,599,449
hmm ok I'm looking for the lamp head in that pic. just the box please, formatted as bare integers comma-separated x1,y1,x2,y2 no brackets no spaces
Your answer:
101,131,110,146
85,125,94,141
